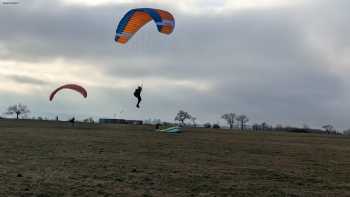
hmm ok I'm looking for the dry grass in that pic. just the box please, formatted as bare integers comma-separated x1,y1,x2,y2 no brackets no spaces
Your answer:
0,119,350,197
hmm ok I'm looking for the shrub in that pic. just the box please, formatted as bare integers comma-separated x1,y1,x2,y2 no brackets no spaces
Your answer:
213,124,220,129
204,122,211,128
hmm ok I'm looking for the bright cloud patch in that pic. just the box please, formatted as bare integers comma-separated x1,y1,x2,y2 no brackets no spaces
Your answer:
61,0,305,13
0,59,211,96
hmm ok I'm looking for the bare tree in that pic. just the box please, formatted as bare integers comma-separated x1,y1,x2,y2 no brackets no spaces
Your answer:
236,115,249,130
190,117,197,127
5,104,30,119
221,113,236,129
252,123,259,131
260,122,271,131
175,110,191,125
83,117,95,124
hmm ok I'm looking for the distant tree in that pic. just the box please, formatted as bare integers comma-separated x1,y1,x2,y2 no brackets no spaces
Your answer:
221,113,236,129
236,115,249,130
213,124,220,129
204,122,211,128
5,104,30,119
322,125,334,134
252,123,260,131
190,117,197,127
261,122,268,131
174,110,191,125
83,117,95,123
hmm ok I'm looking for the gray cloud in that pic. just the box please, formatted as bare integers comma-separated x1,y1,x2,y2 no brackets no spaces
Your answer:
5,74,47,85
1,0,350,129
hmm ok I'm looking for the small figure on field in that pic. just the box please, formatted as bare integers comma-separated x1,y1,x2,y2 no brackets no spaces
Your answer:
69,117,75,127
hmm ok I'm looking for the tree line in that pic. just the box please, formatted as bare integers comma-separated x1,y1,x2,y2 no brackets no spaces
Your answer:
0,103,347,135
174,110,344,135
174,110,249,130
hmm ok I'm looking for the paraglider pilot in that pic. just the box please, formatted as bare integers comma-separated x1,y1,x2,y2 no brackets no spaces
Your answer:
133,85,142,108
155,123,161,130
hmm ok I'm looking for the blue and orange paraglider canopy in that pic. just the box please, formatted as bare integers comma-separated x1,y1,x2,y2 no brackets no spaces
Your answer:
115,8,175,44
49,84,87,101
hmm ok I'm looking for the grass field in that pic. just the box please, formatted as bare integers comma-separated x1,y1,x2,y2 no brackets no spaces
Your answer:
0,119,349,197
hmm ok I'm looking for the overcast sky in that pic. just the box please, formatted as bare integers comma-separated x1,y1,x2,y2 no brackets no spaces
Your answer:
1,0,350,129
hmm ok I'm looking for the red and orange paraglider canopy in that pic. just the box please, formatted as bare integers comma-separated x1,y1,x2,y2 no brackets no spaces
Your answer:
49,84,87,101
